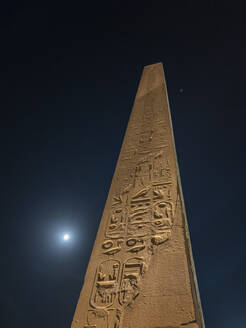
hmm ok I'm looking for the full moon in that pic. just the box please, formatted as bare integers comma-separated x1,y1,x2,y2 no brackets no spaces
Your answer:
63,233,70,241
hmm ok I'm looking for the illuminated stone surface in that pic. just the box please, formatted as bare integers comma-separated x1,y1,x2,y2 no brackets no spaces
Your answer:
71,63,205,328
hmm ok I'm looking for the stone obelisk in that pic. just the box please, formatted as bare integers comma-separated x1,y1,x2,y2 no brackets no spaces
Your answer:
71,63,205,328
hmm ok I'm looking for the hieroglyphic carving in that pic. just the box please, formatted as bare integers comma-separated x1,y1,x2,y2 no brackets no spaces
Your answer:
86,147,177,326
84,308,121,328
105,207,126,239
119,257,145,306
90,260,120,309
95,148,175,320
101,239,124,256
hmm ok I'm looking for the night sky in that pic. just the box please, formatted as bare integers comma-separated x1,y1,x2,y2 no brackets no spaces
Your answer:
1,1,246,327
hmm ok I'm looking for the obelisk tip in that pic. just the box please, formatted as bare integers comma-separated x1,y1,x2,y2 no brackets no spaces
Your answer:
143,62,163,69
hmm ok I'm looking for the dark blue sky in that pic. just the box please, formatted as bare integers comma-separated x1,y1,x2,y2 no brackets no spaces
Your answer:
0,1,245,327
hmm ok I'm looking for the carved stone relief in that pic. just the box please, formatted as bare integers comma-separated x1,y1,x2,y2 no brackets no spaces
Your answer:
76,63,204,328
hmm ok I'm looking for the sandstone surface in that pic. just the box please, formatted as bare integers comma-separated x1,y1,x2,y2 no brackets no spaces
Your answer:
71,63,205,328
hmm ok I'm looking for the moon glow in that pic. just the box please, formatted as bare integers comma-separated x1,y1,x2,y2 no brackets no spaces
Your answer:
63,233,70,241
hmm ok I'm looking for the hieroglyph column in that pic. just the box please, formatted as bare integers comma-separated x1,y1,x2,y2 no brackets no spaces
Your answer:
71,63,205,328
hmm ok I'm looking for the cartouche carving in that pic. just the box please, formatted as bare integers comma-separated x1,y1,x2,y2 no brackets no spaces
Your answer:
84,308,121,328
119,257,145,306
90,260,120,309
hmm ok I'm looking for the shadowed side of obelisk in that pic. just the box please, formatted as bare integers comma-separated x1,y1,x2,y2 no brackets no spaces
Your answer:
71,63,205,328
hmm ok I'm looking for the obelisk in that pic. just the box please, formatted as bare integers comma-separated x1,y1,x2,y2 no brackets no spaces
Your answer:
71,63,205,328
